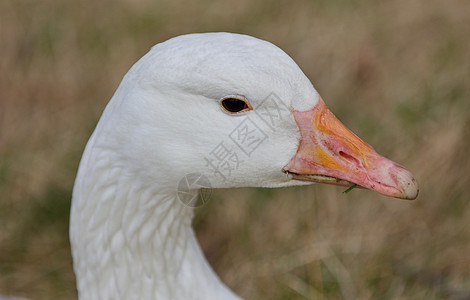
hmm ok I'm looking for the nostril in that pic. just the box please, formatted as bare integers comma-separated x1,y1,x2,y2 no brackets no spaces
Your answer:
339,151,353,160
339,151,361,166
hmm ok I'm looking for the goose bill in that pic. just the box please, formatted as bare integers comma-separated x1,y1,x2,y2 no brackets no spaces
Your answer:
283,98,418,200
286,173,360,187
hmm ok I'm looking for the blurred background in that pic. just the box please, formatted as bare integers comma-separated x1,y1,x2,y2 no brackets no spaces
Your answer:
1,0,469,299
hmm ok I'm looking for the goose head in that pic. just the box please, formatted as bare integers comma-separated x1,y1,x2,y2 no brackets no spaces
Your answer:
72,32,419,299
100,32,418,199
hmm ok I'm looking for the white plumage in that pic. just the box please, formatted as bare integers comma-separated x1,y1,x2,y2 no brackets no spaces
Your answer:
70,32,417,299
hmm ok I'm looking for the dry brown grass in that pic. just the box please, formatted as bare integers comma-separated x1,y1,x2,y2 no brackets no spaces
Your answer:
1,0,469,299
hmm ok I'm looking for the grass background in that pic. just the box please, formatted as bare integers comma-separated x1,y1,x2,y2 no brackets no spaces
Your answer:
1,0,469,299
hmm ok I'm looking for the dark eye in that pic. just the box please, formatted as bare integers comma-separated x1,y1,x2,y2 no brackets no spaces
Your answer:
220,96,252,114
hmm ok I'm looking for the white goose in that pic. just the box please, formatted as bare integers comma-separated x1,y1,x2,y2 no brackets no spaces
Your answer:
70,32,418,299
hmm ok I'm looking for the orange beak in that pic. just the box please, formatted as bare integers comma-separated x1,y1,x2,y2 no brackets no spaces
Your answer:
283,98,418,200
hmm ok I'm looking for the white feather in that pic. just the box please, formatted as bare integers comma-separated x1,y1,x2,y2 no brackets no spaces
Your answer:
70,32,320,299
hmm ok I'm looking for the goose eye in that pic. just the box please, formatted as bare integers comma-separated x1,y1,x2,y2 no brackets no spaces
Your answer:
220,96,252,114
